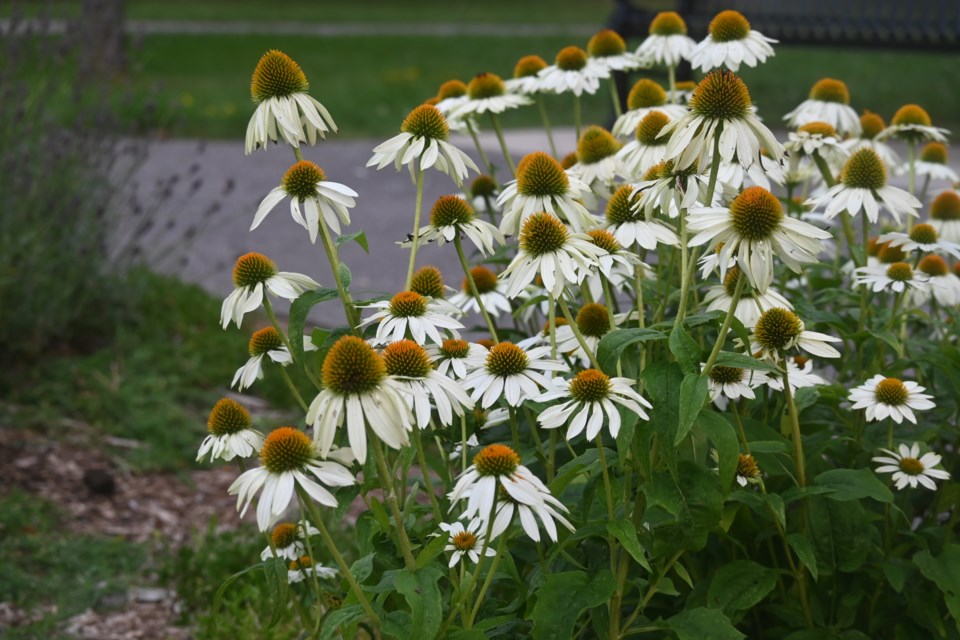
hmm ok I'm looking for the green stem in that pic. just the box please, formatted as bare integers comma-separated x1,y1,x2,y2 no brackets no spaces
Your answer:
667,65,676,104
782,363,806,487
278,366,309,413
536,94,558,158
405,167,426,290
467,533,509,625
317,215,361,330
704,123,724,203
453,235,500,342
596,435,616,522
262,296,322,390
370,436,416,570
608,77,623,118
465,119,494,176
460,413,469,475
412,426,444,523
549,294,558,359
557,297,603,370
489,113,516,177
620,550,684,633
298,489,380,624
702,271,746,375
907,141,917,231
673,200,689,329
573,94,582,141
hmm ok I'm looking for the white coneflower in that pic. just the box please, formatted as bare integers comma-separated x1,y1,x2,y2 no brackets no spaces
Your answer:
406,195,504,256
449,266,512,318
612,79,687,139
850,375,935,424
900,142,959,183
688,186,831,292
854,261,929,294
197,398,264,463
634,158,735,219
220,253,319,329
232,327,316,391
497,151,596,234
286,556,337,584
382,340,473,428
461,342,566,408
877,104,950,144
449,72,532,120
783,122,849,165
490,481,574,543
500,212,605,299
783,78,861,136
229,427,355,531
911,255,960,306
747,307,841,361
604,184,679,251
806,148,921,225
433,80,472,131
930,191,960,243
704,363,768,410
505,55,550,95
306,336,414,462
765,356,828,392
660,69,783,174
587,29,647,72
360,290,464,346
689,10,776,73
245,50,336,154
718,154,785,191
428,338,488,380
439,519,497,567
616,111,675,180
552,303,613,366
568,126,623,196
538,45,610,97
636,11,697,67
448,444,567,532
261,520,320,562
586,228,645,284
367,104,479,187
873,443,951,490
252,161,357,242
537,368,651,440
702,266,793,329
841,110,900,168
879,223,960,260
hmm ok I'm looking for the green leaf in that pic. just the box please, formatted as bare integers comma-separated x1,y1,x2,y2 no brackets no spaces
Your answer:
319,605,365,640
394,567,443,638
714,351,781,373
697,411,738,491
263,558,289,628
211,560,271,620
707,560,777,614
787,533,819,582
529,570,617,640
349,553,375,583
675,374,709,445
608,519,651,572
814,468,893,503
335,230,370,253
597,328,667,375
415,533,449,570
668,607,746,640
670,325,701,375
807,495,871,573
868,328,900,352
913,545,960,632
338,263,352,289
642,362,683,470
288,288,341,363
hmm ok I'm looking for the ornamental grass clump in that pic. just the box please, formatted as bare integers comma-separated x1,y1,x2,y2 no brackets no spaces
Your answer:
196,21,958,639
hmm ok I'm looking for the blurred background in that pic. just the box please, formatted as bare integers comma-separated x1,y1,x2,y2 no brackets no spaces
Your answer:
1,1,957,638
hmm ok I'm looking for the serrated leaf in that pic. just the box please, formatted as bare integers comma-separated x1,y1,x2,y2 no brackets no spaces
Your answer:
714,351,781,373
529,570,617,640
335,230,370,253
675,373,709,445
787,533,818,582
597,328,667,375
668,607,745,640
608,519,651,572
814,468,893,503
670,325,701,375
697,411,738,491
707,560,777,614
288,288,341,363
394,567,443,638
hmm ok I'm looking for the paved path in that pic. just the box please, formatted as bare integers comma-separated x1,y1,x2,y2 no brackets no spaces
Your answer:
126,127,954,326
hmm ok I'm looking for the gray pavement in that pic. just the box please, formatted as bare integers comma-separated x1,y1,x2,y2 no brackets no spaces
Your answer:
126,127,956,326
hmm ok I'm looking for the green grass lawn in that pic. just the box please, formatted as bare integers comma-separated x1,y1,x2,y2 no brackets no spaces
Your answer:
132,32,960,141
